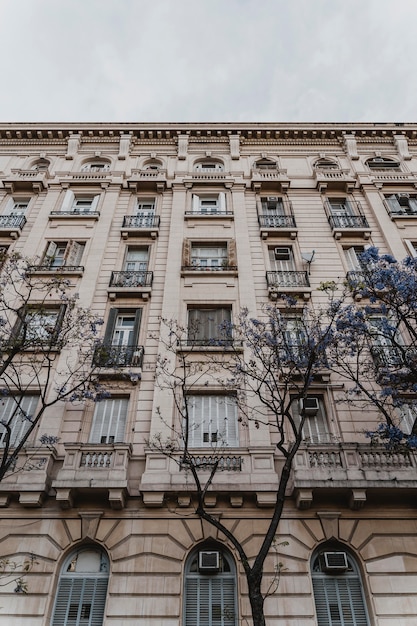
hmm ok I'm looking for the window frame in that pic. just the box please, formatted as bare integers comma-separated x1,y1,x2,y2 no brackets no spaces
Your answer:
185,394,239,448
187,306,232,346
0,395,39,448
89,397,129,444
291,395,331,444
13,304,67,347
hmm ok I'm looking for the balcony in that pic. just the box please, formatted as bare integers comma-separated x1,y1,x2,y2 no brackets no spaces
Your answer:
314,168,356,193
184,210,234,220
178,337,243,351
127,169,167,192
293,443,417,509
49,210,100,220
0,214,26,238
325,201,371,240
93,344,144,368
108,270,153,300
251,168,290,192
258,202,297,240
121,214,160,239
52,442,132,509
1,168,49,192
28,264,84,276
181,264,238,276
266,270,311,300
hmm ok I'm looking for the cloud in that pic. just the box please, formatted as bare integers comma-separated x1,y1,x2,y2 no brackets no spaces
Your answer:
0,0,416,122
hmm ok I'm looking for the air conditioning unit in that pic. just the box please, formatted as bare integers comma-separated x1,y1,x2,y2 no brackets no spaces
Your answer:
300,397,320,415
199,551,220,572
274,247,291,261
322,551,349,572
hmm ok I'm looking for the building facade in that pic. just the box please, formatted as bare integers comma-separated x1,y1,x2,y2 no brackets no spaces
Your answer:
0,122,416,624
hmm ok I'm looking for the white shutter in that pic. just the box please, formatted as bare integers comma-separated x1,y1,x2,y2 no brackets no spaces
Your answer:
404,240,417,258
345,246,363,271
90,194,100,212
89,398,128,444
188,396,238,447
0,395,39,447
61,189,75,213
218,192,226,212
3,197,16,215
386,194,402,214
192,194,200,213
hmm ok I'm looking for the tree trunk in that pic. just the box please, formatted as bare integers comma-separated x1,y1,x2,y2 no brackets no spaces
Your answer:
248,574,266,626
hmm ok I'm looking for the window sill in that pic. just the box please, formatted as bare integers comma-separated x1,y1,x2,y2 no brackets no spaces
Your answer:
27,265,84,276
184,211,234,221
49,211,100,221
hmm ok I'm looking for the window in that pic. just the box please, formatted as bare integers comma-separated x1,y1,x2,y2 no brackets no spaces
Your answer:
51,546,109,626
398,405,417,434
81,161,110,172
143,159,162,171
97,308,143,367
187,307,232,346
385,193,417,216
192,193,226,214
344,246,367,272
31,159,50,171
254,158,277,170
282,316,306,360
3,197,30,215
269,246,296,271
186,395,238,448
369,316,403,367
184,546,237,626
191,244,228,269
0,395,38,447
315,158,339,170
124,247,148,272
89,398,128,444
42,241,85,269
261,196,285,216
292,396,330,443
14,305,66,346
367,156,400,170
135,198,156,214
60,190,100,214
194,161,224,172
311,547,370,626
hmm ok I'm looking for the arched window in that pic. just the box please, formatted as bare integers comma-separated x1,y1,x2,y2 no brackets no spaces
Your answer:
143,159,163,171
254,158,277,170
31,159,50,171
314,158,339,170
366,156,400,171
194,160,224,172
311,546,370,626
51,545,109,626
81,161,110,172
184,545,237,626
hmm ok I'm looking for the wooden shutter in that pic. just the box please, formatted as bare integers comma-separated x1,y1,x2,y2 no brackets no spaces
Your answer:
3,197,16,215
61,189,75,212
185,576,236,626
52,577,108,626
228,240,236,266
66,241,85,265
89,398,128,444
312,576,369,626
182,239,191,266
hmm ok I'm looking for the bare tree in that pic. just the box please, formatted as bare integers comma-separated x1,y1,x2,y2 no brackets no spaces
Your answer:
149,300,341,626
0,252,107,482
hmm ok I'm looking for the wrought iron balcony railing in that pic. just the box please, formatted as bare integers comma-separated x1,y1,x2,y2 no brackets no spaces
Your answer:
109,271,153,288
28,264,84,273
266,270,310,288
181,455,243,471
0,215,27,230
122,215,160,229
94,344,144,368
184,210,234,217
258,215,297,229
49,210,100,218
178,337,242,349
328,214,370,229
181,264,238,272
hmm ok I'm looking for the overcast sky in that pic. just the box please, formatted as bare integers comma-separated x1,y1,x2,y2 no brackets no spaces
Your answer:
0,0,416,123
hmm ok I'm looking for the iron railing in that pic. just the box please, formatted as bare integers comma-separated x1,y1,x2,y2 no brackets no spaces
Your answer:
94,344,144,368
0,215,27,229
122,215,160,229
109,271,153,288
266,271,310,288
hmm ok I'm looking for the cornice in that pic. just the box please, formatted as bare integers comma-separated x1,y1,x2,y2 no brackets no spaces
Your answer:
0,122,416,144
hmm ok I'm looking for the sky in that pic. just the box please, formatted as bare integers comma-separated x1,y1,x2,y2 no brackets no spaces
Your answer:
0,0,416,123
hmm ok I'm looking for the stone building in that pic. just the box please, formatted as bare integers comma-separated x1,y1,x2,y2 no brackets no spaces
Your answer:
0,122,416,625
